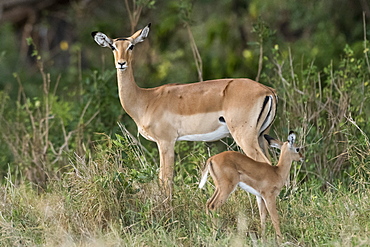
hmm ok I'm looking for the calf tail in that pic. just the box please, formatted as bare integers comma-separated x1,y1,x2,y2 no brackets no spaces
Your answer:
199,159,211,189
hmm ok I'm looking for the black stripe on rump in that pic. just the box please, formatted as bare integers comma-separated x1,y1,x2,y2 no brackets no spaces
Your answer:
257,96,270,124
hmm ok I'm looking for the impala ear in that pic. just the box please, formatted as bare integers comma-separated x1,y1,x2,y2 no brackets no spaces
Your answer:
264,134,282,149
91,31,114,49
132,23,151,45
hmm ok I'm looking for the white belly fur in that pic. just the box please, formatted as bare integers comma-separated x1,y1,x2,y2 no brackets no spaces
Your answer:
177,123,230,142
238,182,261,197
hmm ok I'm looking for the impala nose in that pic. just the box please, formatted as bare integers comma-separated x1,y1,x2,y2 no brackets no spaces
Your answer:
117,61,127,69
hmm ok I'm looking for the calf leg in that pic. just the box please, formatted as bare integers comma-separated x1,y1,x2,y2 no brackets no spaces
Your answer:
256,196,268,241
264,197,282,243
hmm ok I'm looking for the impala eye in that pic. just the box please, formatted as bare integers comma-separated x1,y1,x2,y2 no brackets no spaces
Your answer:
296,148,300,153
128,44,134,50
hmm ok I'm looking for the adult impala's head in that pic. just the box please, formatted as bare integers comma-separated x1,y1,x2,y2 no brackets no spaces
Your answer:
264,131,304,162
91,23,151,71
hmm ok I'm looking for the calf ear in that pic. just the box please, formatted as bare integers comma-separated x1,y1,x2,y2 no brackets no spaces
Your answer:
287,131,296,146
264,134,282,149
91,31,114,48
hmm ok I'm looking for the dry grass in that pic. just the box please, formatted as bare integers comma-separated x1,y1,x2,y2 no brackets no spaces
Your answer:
0,125,369,246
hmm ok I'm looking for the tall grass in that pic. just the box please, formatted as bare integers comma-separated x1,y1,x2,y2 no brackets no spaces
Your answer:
263,43,370,187
1,123,369,246
0,46,99,186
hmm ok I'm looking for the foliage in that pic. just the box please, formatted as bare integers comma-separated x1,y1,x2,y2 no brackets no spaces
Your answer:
0,0,369,245
262,41,370,185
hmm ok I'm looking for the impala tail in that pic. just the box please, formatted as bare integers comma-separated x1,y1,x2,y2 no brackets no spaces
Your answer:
258,94,277,136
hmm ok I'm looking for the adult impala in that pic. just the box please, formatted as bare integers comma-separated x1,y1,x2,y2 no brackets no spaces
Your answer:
199,131,303,242
91,23,277,196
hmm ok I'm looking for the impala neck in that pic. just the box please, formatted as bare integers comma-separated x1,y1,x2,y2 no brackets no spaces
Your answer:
276,149,294,182
116,66,145,121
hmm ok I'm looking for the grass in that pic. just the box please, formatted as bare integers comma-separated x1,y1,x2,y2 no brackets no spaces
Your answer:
280,183,370,246
0,127,369,246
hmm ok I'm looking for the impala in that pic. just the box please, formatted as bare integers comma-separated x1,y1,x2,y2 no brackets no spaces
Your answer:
199,131,303,242
91,23,277,197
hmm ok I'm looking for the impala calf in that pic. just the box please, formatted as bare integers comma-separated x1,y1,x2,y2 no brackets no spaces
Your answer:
199,131,303,242
92,24,277,197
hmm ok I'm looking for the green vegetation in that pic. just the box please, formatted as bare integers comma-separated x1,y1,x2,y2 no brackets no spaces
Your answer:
0,0,369,246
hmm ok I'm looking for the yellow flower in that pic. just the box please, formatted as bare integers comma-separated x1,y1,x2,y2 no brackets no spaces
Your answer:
60,41,69,51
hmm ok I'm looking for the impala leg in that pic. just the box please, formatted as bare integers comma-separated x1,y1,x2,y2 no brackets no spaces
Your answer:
157,141,175,198
232,130,270,164
258,125,271,161
225,99,273,164
264,197,282,244
256,196,267,242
